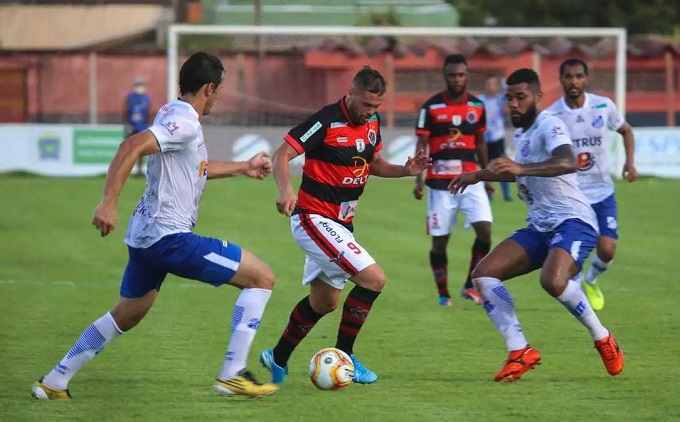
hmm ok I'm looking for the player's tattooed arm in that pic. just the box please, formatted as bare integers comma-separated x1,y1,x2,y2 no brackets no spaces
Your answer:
617,122,638,182
490,144,576,177
93,130,160,237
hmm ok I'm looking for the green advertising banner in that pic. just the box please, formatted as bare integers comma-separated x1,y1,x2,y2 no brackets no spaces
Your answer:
73,128,124,164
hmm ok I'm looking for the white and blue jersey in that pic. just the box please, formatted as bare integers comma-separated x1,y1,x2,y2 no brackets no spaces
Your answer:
545,93,625,204
508,111,599,269
512,111,598,233
125,100,207,249
121,100,241,298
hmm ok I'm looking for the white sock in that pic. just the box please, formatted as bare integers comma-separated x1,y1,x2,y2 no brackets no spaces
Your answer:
218,288,272,380
43,312,122,390
557,279,609,341
475,277,528,351
585,255,610,284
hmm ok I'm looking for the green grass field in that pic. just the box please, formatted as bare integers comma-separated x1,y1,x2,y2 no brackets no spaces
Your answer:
1,174,679,421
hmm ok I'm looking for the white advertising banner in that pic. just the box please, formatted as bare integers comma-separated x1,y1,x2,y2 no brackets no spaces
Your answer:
1,124,679,178
632,127,680,178
0,124,125,176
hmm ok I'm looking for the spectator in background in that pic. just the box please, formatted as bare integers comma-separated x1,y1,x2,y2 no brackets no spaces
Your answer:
124,78,151,176
479,76,512,201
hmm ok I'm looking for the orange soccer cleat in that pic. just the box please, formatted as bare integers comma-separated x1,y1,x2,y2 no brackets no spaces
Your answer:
594,333,624,376
494,346,542,382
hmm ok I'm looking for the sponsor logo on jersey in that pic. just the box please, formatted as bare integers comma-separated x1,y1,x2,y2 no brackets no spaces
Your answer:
466,110,478,124
300,121,322,143
573,136,602,148
337,136,348,143
577,152,595,171
592,115,604,129
576,115,585,123
452,115,462,126
356,139,366,153
594,103,608,109
367,128,377,146
342,156,369,185
436,114,449,122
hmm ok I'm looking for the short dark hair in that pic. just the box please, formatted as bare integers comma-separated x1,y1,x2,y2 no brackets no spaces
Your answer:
179,52,224,95
559,58,589,76
506,68,541,91
443,54,467,69
352,66,386,95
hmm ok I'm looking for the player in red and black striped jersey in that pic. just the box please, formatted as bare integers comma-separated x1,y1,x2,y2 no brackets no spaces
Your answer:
413,54,494,307
260,66,429,385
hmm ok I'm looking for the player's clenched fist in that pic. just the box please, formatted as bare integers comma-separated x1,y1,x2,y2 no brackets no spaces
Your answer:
245,152,273,179
276,189,297,216
92,201,117,237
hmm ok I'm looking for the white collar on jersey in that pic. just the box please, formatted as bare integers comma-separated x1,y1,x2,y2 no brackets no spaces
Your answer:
560,92,591,111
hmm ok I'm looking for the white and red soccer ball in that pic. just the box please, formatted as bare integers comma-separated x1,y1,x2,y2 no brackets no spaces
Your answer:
308,348,354,390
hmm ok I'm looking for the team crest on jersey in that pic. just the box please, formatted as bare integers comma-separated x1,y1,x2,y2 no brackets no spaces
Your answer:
452,115,462,126
367,129,377,146
576,115,585,124
466,111,478,124
520,142,530,158
592,115,604,129
162,120,179,136
356,139,366,153
577,152,595,171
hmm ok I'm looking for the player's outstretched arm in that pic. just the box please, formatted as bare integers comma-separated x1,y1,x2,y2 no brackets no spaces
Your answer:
92,131,160,237
272,143,299,216
490,144,577,178
618,123,638,182
370,149,430,178
206,152,272,180
413,137,428,200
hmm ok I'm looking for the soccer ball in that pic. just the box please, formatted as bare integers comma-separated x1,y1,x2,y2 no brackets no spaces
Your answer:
308,348,354,390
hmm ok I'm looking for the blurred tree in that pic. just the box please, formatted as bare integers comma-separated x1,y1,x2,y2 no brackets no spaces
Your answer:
449,0,680,35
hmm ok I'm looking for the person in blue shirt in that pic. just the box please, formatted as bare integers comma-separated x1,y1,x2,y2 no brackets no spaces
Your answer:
479,76,512,201
124,78,151,176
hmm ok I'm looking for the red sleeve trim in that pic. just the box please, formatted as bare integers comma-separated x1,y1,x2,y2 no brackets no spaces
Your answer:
283,133,305,154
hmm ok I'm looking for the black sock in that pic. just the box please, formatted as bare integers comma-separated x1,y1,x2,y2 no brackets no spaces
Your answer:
335,285,381,355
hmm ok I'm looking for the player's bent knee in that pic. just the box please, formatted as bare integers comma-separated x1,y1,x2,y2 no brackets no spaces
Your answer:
353,264,387,292
598,246,616,263
539,276,564,297
251,265,276,290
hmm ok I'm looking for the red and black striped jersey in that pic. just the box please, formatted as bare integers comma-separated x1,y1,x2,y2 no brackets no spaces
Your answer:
415,92,486,190
284,97,382,229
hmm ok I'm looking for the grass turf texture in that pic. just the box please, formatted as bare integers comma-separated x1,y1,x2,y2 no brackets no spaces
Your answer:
1,174,678,421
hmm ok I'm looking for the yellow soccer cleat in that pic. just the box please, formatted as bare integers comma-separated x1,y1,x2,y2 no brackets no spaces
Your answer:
31,378,72,400
213,370,278,398
583,281,605,311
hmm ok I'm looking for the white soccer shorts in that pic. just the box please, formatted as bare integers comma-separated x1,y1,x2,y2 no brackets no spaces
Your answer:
426,181,493,237
290,213,376,290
